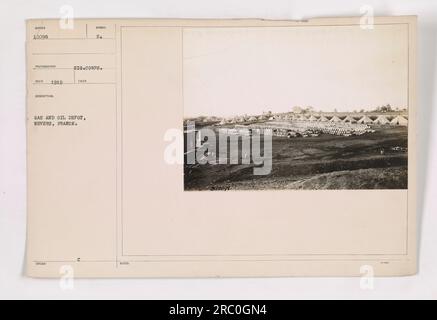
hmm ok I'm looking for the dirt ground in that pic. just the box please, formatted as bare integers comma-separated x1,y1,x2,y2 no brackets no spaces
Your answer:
184,125,408,190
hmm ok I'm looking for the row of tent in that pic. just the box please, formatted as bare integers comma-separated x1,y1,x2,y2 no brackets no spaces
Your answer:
267,114,407,125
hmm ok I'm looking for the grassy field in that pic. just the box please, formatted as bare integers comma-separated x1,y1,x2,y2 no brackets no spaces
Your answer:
184,125,408,190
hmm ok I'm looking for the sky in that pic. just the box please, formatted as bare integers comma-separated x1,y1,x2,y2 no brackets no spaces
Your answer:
183,24,409,117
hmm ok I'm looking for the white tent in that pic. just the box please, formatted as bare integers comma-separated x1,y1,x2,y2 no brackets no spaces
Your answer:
373,115,390,124
248,116,257,121
308,115,318,121
343,115,357,123
390,115,408,126
357,115,373,124
330,115,341,122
